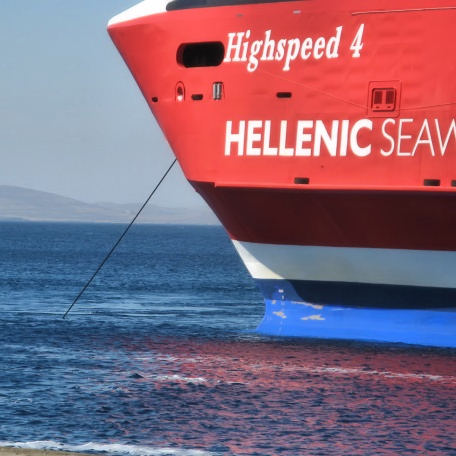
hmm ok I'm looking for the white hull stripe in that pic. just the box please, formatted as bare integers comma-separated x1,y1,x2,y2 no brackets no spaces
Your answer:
108,0,169,27
233,240,456,289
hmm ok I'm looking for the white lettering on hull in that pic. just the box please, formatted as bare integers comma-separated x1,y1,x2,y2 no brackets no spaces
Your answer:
224,25,363,72
224,119,456,158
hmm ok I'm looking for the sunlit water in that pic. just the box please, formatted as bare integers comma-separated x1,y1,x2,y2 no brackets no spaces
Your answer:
0,222,455,456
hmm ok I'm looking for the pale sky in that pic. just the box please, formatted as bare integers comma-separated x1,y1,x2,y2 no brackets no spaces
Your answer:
0,0,205,208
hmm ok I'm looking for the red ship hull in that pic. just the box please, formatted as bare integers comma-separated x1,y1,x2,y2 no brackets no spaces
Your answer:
108,0,456,346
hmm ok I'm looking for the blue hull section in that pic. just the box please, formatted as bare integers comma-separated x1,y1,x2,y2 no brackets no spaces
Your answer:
255,280,456,347
257,299,456,347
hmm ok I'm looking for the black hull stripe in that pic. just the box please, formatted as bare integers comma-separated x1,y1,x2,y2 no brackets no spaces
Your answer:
167,0,302,11
256,279,456,309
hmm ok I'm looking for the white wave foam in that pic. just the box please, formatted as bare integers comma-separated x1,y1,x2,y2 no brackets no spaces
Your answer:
153,374,207,384
0,441,215,456
282,366,455,383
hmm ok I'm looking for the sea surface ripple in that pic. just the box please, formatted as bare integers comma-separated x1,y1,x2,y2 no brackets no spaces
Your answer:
0,222,454,456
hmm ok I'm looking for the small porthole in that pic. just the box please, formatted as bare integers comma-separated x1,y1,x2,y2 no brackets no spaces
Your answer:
191,94,203,101
177,42,225,68
423,179,440,187
277,92,292,98
294,177,310,184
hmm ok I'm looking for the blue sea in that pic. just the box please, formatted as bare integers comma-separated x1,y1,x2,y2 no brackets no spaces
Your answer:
0,222,455,456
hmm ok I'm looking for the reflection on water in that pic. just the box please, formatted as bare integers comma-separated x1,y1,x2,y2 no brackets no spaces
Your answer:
1,320,455,455
115,338,456,455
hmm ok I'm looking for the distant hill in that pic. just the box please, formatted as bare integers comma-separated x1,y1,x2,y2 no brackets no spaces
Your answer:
0,185,219,225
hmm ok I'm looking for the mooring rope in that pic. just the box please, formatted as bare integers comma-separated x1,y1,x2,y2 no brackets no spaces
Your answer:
63,158,177,319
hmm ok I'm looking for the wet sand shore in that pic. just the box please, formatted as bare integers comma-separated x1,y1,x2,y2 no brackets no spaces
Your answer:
0,448,100,456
